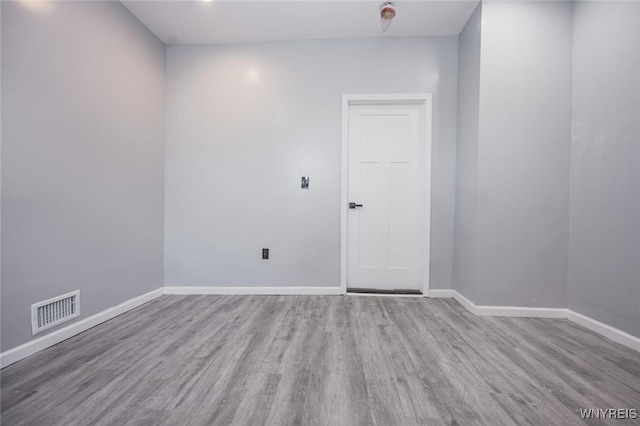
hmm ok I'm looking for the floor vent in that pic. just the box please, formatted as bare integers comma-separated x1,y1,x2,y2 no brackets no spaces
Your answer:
31,290,80,335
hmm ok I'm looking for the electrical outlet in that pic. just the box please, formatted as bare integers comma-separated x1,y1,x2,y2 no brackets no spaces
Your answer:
262,248,269,259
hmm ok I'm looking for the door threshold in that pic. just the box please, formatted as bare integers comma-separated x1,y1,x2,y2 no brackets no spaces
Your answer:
347,288,423,297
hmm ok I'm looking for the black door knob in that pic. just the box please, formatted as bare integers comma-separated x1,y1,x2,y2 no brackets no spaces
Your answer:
349,202,363,209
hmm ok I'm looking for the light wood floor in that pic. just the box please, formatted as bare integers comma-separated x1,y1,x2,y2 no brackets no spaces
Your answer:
1,295,639,425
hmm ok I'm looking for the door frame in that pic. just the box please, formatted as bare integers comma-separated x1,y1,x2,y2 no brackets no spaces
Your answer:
340,93,433,295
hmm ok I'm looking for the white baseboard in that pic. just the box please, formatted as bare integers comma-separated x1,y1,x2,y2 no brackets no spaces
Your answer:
0,288,164,369
567,310,640,352
163,286,344,296
427,289,454,298
451,289,639,352
3,286,637,369
451,290,568,318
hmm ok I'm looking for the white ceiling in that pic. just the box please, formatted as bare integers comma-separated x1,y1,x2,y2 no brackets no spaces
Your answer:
122,1,480,45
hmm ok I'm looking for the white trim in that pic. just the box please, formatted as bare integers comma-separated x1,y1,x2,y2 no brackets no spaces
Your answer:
3,287,638,368
427,289,454,298
163,286,343,296
340,95,349,294
340,93,433,295
450,290,639,352
420,96,433,296
567,310,640,353
451,290,567,318
0,288,163,369
342,93,434,104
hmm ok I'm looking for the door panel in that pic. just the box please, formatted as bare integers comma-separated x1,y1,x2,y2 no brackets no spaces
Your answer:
347,103,424,292
358,162,381,268
388,162,411,268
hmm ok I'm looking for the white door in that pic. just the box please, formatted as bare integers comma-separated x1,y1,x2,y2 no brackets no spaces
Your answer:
346,101,428,292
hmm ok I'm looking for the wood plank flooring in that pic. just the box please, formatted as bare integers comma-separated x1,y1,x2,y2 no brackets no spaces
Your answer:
1,295,639,425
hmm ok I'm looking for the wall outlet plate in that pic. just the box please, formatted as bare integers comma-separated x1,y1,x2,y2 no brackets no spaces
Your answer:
262,248,269,259
301,177,309,189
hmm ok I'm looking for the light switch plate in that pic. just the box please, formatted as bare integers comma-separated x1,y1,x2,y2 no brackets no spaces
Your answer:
301,177,309,189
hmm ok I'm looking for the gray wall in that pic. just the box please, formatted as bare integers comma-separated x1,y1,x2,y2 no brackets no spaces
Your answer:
0,0,3,338
454,1,573,308
475,0,573,307
165,38,459,288
453,3,481,302
568,1,640,338
1,1,165,351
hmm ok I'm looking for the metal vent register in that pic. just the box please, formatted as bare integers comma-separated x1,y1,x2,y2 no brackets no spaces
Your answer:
31,290,80,335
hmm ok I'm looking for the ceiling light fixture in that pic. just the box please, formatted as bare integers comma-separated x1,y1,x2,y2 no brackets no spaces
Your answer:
380,2,396,33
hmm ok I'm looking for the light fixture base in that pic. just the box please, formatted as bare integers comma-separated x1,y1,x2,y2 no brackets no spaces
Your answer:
380,2,396,33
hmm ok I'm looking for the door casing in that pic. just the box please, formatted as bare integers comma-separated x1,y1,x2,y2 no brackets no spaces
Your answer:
340,94,433,295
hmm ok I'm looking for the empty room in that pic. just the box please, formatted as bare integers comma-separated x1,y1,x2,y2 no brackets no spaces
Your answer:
1,0,639,424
